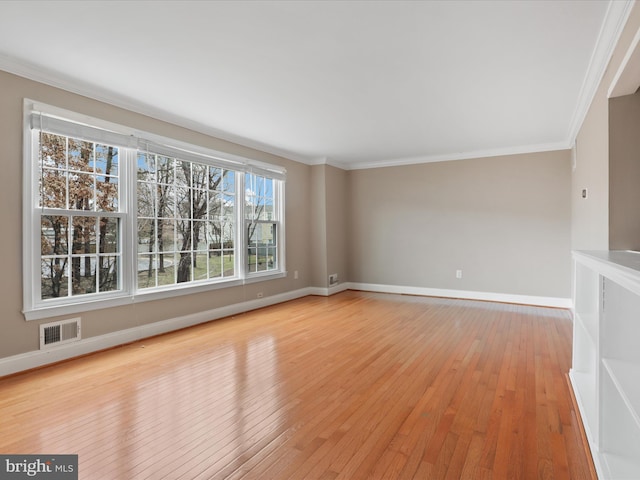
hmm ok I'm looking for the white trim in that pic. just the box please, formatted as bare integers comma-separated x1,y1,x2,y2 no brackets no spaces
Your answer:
344,142,570,170
608,23,640,98
567,0,634,146
1,287,317,377
345,282,572,309
306,283,350,297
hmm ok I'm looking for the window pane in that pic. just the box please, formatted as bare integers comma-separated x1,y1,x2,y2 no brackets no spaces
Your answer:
208,251,221,278
138,218,155,253
40,133,66,169
177,252,192,283
176,220,192,251
208,191,221,220
223,194,235,221
194,252,208,281
192,163,207,190
259,200,273,221
69,172,94,210
72,217,96,254
257,247,268,272
194,221,208,251
223,250,235,277
267,247,277,270
99,217,119,253
41,216,69,255
176,186,191,218
138,182,156,217
98,255,118,292
137,152,155,181
247,247,257,273
208,167,222,191
207,221,221,249
71,255,96,295
156,156,174,184
222,170,235,192
157,185,175,217
95,144,118,176
68,138,94,173
192,188,207,219
156,252,176,286
158,219,176,252
138,253,157,289
41,168,67,208
222,223,234,249
175,160,190,187
264,178,273,198
246,221,277,274
41,258,69,299
97,176,118,212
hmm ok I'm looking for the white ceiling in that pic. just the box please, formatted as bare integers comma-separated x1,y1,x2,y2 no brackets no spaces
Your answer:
0,1,631,169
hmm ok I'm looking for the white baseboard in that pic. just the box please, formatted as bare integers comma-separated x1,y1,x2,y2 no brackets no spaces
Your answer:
306,283,350,297
345,282,573,309
0,287,316,377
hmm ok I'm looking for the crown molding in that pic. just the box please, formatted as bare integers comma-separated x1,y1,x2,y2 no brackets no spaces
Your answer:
344,141,570,170
608,20,640,98
566,0,635,145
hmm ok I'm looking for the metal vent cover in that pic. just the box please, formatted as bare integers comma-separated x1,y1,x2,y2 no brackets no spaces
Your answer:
40,318,81,349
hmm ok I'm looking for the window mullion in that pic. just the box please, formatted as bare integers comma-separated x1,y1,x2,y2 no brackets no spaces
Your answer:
123,148,137,296
238,171,245,279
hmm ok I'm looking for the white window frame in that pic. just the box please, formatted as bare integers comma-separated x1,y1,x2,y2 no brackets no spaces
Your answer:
22,100,286,320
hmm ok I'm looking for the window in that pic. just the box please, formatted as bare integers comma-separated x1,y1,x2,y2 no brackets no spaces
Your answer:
38,133,122,300
136,154,237,288
245,173,280,274
24,101,285,320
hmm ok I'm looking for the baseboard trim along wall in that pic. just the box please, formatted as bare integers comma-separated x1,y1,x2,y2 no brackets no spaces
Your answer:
0,283,571,377
345,282,573,309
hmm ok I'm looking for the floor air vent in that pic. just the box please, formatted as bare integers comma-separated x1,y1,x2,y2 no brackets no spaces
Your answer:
40,318,81,349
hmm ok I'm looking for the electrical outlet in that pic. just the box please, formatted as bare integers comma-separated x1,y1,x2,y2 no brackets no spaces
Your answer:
294,270,299,279
456,269,463,279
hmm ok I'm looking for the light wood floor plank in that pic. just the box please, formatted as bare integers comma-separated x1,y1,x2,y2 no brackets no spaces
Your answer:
0,291,594,479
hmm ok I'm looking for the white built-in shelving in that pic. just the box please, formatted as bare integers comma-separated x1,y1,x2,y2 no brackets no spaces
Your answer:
572,251,640,479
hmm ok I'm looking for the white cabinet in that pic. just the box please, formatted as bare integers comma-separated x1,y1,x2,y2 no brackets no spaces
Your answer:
572,251,640,479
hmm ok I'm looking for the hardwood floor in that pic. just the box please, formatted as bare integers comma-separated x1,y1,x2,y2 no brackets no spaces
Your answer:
0,291,594,479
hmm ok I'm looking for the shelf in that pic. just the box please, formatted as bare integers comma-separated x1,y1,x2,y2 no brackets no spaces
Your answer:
600,370,640,466
573,251,640,480
601,452,640,480
602,358,640,430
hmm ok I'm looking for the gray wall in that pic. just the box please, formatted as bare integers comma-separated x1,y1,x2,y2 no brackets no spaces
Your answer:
325,165,349,287
347,151,572,298
609,90,640,250
310,165,328,287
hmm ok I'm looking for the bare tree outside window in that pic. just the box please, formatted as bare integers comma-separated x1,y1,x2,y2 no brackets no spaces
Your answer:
39,133,120,300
